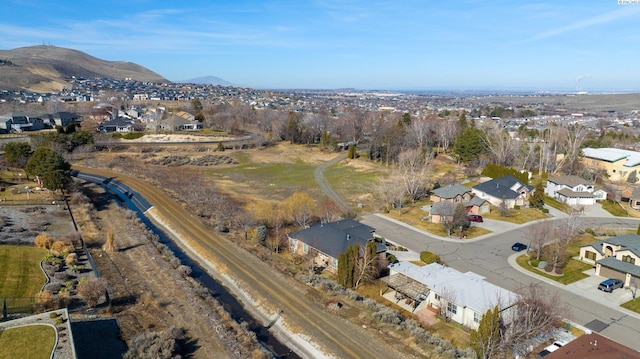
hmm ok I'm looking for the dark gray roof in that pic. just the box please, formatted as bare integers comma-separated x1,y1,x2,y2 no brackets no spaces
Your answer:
431,184,470,199
288,219,376,259
472,175,533,200
430,201,456,216
597,256,640,278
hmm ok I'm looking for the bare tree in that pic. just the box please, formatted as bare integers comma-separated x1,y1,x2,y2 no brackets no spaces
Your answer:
376,175,405,213
319,196,341,223
501,283,569,350
437,119,457,153
354,242,378,289
77,277,108,307
395,148,433,203
483,122,517,167
527,222,553,260
437,287,458,323
553,125,587,175
284,192,316,228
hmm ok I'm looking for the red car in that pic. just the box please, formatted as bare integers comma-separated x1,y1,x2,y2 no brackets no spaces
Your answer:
468,214,483,222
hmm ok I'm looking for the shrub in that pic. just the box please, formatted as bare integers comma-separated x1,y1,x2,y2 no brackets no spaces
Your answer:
35,233,52,250
65,253,78,266
44,282,62,294
51,240,73,256
514,205,520,210
124,327,184,359
555,267,563,275
77,278,107,307
122,132,144,140
170,257,181,269
177,265,192,277
530,258,540,268
49,312,59,319
585,227,595,235
386,253,397,264
420,251,440,264
544,264,553,272
541,208,549,214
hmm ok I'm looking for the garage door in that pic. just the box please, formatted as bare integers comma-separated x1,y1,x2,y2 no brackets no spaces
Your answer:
599,266,626,281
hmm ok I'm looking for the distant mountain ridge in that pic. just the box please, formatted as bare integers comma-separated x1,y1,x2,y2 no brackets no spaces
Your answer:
178,75,233,86
0,45,168,93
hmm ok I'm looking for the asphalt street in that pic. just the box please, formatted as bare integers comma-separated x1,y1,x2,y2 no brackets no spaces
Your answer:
361,213,640,352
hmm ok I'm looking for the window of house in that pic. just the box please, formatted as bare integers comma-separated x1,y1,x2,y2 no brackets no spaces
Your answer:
623,255,636,265
332,258,338,268
473,311,482,323
585,251,596,260
434,293,440,301
303,243,309,254
447,302,457,315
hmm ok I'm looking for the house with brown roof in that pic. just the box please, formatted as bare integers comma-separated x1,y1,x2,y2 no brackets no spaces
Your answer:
545,332,640,359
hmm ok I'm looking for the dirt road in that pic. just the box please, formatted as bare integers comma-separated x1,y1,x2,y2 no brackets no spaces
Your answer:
313,152,350,212
75,166,400,359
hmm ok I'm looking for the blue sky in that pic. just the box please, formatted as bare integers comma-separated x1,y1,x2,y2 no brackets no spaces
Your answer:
1,0,639,91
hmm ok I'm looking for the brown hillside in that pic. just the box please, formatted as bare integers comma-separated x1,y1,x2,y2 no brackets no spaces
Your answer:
0,45,168,93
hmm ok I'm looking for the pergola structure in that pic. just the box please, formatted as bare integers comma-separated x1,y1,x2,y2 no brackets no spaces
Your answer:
381,273,430,312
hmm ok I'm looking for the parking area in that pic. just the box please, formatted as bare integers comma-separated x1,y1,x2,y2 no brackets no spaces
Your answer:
565,268,636,307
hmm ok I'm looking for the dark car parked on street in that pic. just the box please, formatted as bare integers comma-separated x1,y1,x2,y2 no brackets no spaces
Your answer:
512,242,527,251
598,278,624,293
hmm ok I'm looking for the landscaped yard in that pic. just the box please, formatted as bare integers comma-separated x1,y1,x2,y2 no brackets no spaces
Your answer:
621,297,640,314
601,200,630,217
544,195,571,213
515,254,593,284
515,232,597,284
0,245,47,298
0,325,55,359
384,203,492,239
483,207,548,224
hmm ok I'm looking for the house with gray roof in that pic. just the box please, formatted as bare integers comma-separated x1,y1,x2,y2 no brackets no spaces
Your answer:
546,175,606,206
580,234,640,287
382,262,518,329
472,175,533,209
428,184,490,223
287,219,384,273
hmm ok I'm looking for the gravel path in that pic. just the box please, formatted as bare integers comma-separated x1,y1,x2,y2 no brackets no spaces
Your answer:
313,152,349,212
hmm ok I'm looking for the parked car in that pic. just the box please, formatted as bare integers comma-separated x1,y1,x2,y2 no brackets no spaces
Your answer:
512,242,527,251
538,340,568,358
468,214,484,222
598,278,624,293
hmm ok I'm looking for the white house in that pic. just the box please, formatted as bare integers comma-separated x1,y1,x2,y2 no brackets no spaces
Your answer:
579,234,640,287
546,175,606,206
382,262,517,329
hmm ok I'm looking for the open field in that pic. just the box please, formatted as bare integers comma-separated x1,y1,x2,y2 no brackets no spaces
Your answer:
0,245,47,298
483,207,548,224
0,325,55,359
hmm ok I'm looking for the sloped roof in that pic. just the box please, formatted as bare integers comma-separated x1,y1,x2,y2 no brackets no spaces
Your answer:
430,201,456,216
598,256,640,278
389,262,517,313
547,175,593,188
545,333,639,359
472,175,533,200
431,184,471,199
557,188,594,199
288,219,376,259
583,234,640,257
465,196,488,207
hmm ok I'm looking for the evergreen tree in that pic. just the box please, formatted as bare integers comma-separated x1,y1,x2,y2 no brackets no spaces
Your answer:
628,170,638,183
24,147,71,191
453,127,486,162
470,306,501,359
458,113,468,130
3,142,32,168
530,181,545,209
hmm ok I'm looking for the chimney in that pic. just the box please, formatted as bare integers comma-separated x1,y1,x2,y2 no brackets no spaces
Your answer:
346,234,350,241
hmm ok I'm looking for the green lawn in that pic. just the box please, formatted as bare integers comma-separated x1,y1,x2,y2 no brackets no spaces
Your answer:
601,200,629,217
544,196,571,213
324,163,386,208
384,204,492,239
621,297,640,313
483,207,548,224
515,254,592,284
0,245,48,298
0,325,56,359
